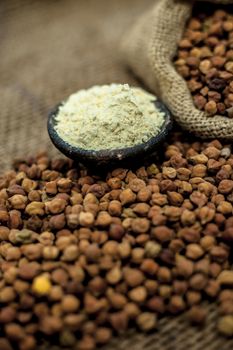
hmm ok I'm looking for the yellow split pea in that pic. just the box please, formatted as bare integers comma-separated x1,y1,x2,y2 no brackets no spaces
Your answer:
32,275,52,295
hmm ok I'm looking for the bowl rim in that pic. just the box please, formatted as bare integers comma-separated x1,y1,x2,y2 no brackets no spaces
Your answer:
47,99,173,162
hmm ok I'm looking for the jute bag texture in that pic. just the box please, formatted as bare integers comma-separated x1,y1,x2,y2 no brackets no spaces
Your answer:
1,1,233,349
122,0,233,139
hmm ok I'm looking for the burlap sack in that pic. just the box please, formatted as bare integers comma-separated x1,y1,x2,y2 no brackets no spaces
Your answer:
122,0,233,140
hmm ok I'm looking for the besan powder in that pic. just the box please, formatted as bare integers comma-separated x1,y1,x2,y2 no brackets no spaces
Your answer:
55,84,165,150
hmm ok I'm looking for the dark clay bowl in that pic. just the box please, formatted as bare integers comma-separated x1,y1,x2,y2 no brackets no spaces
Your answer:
47,100,173,168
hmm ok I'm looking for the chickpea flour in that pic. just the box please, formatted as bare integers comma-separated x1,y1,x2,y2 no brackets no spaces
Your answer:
55,84,165,150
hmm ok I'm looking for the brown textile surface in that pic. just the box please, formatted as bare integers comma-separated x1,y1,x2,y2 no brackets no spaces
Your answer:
0,0,144,172
0,1,232,349
122,0,233,140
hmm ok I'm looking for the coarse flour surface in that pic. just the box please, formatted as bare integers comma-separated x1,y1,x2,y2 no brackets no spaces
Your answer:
55,84,165,150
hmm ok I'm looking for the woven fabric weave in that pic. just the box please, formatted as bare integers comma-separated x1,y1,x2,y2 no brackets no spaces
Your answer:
122,0,233,140
0,1,233,349
0,0,143,172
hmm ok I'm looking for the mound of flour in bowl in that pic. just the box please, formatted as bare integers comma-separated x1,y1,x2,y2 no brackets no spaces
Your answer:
55,83,165,150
